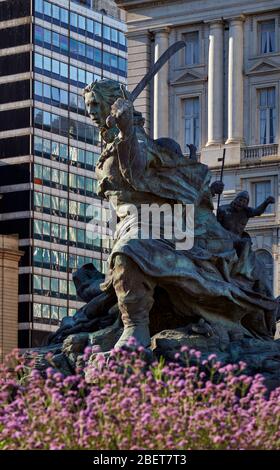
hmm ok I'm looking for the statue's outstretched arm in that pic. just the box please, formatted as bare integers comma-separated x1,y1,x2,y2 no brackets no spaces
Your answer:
249,196,275,217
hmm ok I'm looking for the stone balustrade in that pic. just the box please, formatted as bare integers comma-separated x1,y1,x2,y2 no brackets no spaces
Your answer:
241,144,279,160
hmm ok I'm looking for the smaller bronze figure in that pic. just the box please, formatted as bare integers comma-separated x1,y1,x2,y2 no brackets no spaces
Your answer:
217,190,275,300
217,191,275,241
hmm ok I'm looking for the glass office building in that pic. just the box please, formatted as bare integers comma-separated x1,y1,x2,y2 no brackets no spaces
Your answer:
0,0,127,347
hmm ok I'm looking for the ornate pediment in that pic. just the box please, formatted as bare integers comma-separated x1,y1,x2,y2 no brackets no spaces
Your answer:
171,69,206,86
246,59,280,76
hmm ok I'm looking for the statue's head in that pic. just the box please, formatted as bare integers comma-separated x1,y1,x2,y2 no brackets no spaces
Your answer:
232,191,249,211
83,79,126,129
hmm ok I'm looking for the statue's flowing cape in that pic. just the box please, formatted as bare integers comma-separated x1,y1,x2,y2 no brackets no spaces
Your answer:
98,124,276,339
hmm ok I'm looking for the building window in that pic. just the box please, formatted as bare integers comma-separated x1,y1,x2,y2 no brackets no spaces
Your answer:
70,12,78,29
184,31,199,65
87,18,94,35
34,25,44,45
59,307,67,321
34,135,43,154
184,97,200,150
103,25,111,42
259,20,276,54
35,0,43,14
255,250,274,293
43,1,51,18
42,304,50,319
34,53,43,69
51,306,59,322
95,21,102,37
34,303,42,319
78,15,86,32
252,180,273,214
258,88,276,144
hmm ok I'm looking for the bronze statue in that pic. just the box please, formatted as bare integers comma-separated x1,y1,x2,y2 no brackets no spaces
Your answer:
217,191,275,239
58,78,275,348
216,191,275,297
29,78,280,388
46,79,277,349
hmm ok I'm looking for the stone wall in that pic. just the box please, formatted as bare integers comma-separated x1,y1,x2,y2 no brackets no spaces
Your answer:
0,234,23,360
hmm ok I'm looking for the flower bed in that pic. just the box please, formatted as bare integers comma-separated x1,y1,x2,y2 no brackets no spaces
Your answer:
0,345,280,450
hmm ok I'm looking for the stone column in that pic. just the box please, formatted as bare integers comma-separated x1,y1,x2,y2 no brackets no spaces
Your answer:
153,29,169,139
0,235,23,361
226,17,244,144
206,20,224,146
127,31,152,135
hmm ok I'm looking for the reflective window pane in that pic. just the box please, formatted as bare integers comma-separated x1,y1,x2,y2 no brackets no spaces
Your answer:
35,0,43,14
43,111,51,127
70,66,77,81
34,135,43,154
52,86,60,102
35,114,44,135
111,28,118,43
43,83,51,99
60,62,68,78
51,305,59,320
43,1,51,17
78,15,86,30
35,80,43,97
44,56,51,72
78,68,85,84
60,279,67,295
119,32,126,46
43,193,51,208
59,307,67,320
42,304,50,319
52,59,60,76
44,29,51,46
87,18,94,34
35,53,43,69
52,4,60,20
43,138,51,155
52,31,60,49
35,25,44,44
51,278,59,293
60,35,68,53
34,303,42,318
60,89,68,106
60,8,68,25
95,22,102,37
70,12,78,28
103,25,111,41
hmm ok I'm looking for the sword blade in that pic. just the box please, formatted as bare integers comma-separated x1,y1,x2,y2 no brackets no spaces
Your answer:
130,41,186,103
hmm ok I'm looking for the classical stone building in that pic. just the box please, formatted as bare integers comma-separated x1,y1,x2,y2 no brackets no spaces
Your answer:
116,0,280,295
0,234,23,360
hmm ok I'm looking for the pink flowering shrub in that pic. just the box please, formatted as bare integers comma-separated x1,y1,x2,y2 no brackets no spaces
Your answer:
0,345,280,450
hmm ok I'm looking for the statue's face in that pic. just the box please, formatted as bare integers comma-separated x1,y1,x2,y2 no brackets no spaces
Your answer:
233,196,249,211
84,90,111,128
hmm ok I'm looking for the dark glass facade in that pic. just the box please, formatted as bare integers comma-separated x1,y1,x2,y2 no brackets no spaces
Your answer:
0,0,127,347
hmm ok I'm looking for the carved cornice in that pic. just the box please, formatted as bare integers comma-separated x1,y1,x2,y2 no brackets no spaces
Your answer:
115,0,187,10
117,0,280,33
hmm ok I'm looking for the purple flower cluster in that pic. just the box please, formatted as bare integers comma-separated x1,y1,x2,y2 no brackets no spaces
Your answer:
0,346,280,450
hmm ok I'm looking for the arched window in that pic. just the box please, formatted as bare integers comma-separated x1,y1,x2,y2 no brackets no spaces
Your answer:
255,249,274,292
